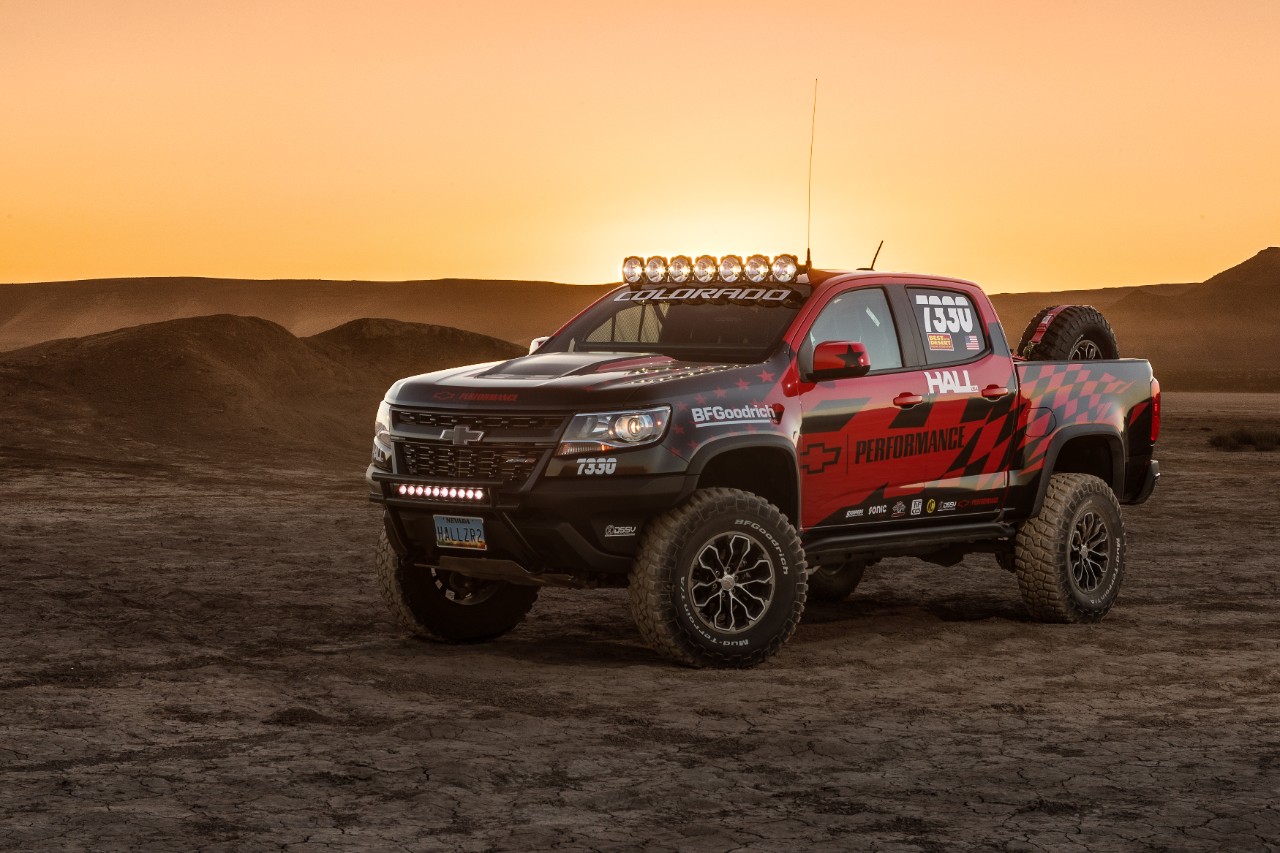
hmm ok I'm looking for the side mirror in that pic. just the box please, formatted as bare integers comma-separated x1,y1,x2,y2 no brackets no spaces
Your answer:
810,341,871,381
528,336,551,355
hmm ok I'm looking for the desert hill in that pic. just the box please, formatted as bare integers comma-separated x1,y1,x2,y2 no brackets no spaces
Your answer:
2,249,1277,391
988,247,1280,391
0,276,611,353
0,315,523,467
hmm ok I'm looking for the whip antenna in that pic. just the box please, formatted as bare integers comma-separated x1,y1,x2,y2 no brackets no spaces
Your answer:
805,78,818,270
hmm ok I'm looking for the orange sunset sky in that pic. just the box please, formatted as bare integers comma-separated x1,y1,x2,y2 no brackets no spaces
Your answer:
1,0,1277,292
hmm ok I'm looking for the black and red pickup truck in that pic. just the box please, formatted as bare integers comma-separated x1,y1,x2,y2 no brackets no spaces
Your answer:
366,254,1160,667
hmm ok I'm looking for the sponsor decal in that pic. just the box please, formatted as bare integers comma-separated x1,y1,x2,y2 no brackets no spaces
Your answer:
926,499,937,514
854,426,967,464
965,334,981,351
916,292,976,334
892,500,908,518
576,457,617,475
925,369,980,395
844,508,865,519
604,524,638,537
911,499,923,516
615,287,798,304
938,500,957,512
868,504,888,517
692,403,777,428
434,390,518,403
928,333,954,351
800,442,842,475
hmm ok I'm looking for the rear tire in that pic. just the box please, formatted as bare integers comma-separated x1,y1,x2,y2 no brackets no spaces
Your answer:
1014,474,1125,623
1017,305,1118,361
375,529,538,642
628,488,807,668
808,560,868,602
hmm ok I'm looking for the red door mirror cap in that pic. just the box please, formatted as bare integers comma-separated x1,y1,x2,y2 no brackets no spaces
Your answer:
811,340,872,379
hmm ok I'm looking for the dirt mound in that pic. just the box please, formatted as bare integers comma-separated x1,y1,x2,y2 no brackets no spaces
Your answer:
0,315,521,466
306,318,521,392
0,276,609,352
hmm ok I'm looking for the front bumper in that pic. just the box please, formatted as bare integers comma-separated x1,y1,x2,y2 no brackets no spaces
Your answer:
368,466,696,577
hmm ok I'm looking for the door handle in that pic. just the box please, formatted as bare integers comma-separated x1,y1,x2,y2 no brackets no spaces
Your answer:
893,392,924,408
981,385,1010,400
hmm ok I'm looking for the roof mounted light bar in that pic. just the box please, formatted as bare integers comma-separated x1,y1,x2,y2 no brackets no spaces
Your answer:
623,254,802,287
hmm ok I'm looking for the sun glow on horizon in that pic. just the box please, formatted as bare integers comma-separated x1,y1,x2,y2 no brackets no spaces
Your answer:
2,0,1277,293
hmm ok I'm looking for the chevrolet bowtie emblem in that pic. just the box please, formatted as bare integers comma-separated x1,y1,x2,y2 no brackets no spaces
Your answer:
435,425,485,445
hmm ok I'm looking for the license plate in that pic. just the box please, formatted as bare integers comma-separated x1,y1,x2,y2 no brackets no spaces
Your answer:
434,515,487,551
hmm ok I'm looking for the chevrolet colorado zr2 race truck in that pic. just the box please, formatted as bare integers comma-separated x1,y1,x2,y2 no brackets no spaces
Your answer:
366,253,1161,667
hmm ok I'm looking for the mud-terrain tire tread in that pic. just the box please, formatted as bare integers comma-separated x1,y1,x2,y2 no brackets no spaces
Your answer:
1014,473,1125,623
375,530,538,643
808,560,867,602
628,488,807,668
1017,305,1119,361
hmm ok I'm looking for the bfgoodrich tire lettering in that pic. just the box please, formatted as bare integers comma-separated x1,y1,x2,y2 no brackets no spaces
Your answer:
375,529,538,643
628,488,807,668
1014,473,1125,623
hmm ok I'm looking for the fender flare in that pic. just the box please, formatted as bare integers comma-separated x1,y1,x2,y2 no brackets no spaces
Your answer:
683,433,802,523
1029,425,1125,518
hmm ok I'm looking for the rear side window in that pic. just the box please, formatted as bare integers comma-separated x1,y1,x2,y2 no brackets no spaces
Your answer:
909,288,986,365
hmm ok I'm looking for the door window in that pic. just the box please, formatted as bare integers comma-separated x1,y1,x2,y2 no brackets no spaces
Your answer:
807,288,902,371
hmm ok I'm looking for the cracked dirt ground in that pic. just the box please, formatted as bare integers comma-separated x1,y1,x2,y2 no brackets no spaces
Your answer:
1,392,1277,852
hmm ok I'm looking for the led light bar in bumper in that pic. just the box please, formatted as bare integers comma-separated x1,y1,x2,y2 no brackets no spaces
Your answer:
622,254,800,285
393,483,488,502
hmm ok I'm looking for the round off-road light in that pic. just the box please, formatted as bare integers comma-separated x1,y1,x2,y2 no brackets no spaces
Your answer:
644,256,668,283
622,256,644,284
745,254,771,283
771,254,799,283
718,255,744,283
668,255,692,283
693,255,718,283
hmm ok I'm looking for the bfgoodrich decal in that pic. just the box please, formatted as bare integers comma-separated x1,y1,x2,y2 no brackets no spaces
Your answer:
692,404,776,428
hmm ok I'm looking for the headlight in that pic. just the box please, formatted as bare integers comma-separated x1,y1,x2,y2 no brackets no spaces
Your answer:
745,254,771,283
693,255,718,283
668,255,692,284
771,254,798,283
644,256,668,283
622,256,644,284
556,406,671,456
718,254,743,283
372,400,393,469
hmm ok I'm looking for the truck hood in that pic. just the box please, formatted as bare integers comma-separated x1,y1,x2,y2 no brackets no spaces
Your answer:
387,350,759,409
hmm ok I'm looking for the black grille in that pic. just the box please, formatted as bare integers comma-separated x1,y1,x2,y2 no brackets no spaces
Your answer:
400,443,544,485
395,411,563,431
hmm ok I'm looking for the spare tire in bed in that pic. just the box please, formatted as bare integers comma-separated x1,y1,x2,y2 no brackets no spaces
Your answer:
1016,305,1119,361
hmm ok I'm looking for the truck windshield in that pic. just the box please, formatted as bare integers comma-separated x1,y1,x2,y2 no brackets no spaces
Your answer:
542,286,805,363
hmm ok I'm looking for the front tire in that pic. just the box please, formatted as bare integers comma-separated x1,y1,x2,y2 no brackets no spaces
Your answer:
375,529,538,642
1014,474,1125,623
628,488,807,668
